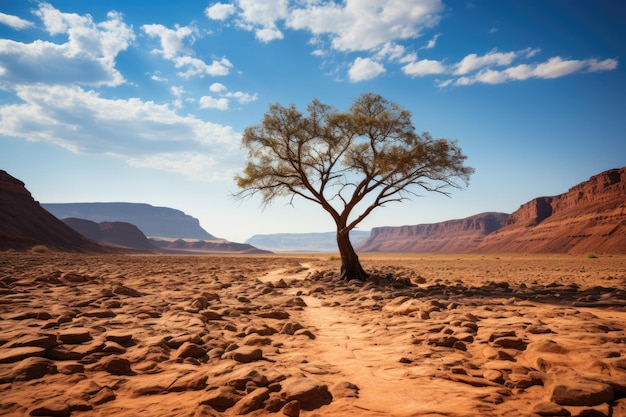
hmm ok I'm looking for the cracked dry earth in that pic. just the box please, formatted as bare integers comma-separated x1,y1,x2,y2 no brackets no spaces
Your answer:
1,252,626,417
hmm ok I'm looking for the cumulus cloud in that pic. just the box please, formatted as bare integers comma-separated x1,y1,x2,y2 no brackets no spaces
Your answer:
402,58,447,76
0,12,35,30
142,23,233,78
200,83,258,110
200,95,230,110
205,3,236,20
0,4,134,87
0,84,242,181
348,57,386,82
287,0,443,52
454,50,518,75
446,56,619,86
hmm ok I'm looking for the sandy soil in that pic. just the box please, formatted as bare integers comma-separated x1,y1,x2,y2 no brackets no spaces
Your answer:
0,252,625,417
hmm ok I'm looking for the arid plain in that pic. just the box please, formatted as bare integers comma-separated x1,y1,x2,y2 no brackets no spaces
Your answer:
1,252,625,417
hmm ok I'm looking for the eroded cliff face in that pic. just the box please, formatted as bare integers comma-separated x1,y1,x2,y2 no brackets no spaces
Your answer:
0,171,105,252
476,167,626,254
357,212,509,253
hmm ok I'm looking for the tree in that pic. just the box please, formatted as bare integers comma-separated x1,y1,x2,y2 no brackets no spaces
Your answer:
234,93,474,281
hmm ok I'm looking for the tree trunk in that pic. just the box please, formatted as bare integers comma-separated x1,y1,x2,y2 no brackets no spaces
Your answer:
336,229,368,281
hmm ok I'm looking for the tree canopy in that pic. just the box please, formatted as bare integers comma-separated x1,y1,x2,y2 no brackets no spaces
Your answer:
235,93,474,281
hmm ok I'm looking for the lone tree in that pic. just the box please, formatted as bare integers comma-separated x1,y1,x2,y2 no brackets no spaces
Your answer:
235,93,474,281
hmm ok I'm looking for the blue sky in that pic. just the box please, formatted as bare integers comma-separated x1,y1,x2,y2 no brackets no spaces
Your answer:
1,0,624,243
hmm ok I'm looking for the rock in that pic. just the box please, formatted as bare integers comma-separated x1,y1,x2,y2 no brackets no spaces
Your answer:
427,335,458,348
29,400,70,417
280,377,331,408
168,372,208,392
198,386,242,409
102,341,126,354
0,347,46,363
5,357,58,382
230,387,270,415
280,322,304,335
79,309,116,318
550,379,614,406
176,342,207,359
532,402,571,416
282,400,300,417
58,328,91,344
483,369,505,384
258,310,290,319
294,329,316,339
491,337,527,351
223,347,263,363
6,334,58,349
227,368,270,390
100,356,133,375
105,332,133,344
91,387,116,405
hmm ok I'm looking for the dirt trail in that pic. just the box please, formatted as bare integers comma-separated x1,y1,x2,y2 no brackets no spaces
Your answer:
298,292,495,416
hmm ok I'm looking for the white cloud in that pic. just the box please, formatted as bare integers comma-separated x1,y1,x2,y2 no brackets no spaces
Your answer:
448,56,619,86
0,84,242,181
210,82,228,93
287,0,444,52
0,12,35,30
227,91,257,104
422,33,440,50
454,50,517,75
202,83,258,108
205,3,236,20
348,57,386,82
255,27,284,42
173,56,233,78
142,23,233,78
0,5,134,87
402,58,446,76
200,95,230,110
142,24,195,59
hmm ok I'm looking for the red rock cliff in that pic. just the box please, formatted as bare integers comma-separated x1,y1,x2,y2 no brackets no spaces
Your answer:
357,212,509,253
0,170,105,252
476,167,626,254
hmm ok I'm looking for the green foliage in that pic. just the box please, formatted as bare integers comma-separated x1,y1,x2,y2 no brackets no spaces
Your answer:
234,92,474,232
31,245,51,253
586,253,598,259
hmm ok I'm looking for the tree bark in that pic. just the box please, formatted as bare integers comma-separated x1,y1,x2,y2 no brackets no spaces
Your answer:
336,229,368,281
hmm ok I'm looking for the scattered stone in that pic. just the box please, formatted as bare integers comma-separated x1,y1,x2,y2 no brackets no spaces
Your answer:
223,347,263,363
176,342,207,359
29,400,70,417
0,347,46,363
102,340,126,354
280,377,331,408
491,337,527,351
91,387,116,405
198,386,242,409
230,387,270,415
58,328,91,344
532,402,571,416
105,332,133,344
258,310,290,319
282,400,300,417
550,379,614,406
6,334,57,349
280,322,304,336
6,357,57,382
100,356,133,375
113,284,143,297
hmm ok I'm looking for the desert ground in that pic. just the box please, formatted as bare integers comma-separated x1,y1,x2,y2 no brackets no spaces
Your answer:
0,252,625,417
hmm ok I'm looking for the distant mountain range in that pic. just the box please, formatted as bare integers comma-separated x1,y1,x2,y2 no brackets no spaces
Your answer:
2,167,624,254
43,202,215,240
245,231,371,252
358,167,625,254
